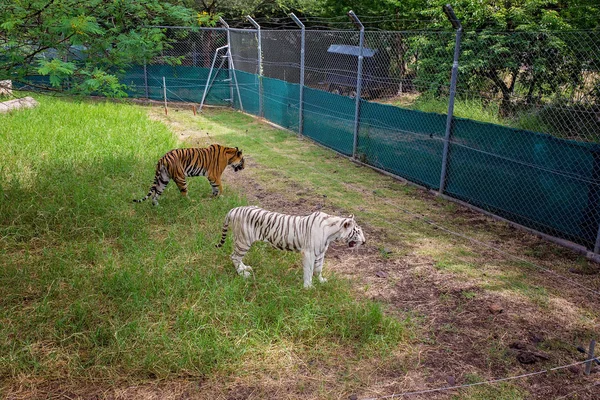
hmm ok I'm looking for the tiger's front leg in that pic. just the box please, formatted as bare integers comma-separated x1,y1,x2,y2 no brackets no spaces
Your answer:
314,253,327,283
302,250,316,289
208,176,223,197
231,238,253,278
174,176,188,197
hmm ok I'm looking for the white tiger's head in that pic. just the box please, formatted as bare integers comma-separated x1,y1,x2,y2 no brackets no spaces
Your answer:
342,215,366,249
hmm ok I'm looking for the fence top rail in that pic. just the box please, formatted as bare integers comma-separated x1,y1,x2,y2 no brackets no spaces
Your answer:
147,25,600,35
227,27,259,33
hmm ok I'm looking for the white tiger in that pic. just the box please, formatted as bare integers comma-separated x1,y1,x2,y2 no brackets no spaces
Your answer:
216,206,366,288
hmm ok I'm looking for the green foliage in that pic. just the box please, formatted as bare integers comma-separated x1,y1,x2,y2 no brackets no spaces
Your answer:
37,59,76,87
0,0,197,96
189,0,323,19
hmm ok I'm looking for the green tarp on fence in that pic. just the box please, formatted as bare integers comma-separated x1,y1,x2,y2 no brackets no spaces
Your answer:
262,76,300,132
121,65,231,106
232,70,260,116
358,101,447,189
302,87,355,156
446,118,600,248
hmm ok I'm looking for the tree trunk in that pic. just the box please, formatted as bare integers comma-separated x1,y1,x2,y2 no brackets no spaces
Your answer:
486,69,515,117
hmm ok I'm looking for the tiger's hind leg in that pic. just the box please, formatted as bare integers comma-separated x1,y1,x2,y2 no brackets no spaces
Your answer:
151,165,171,206
231,238,253,278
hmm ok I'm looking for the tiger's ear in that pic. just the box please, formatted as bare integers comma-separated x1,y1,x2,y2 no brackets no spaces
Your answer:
348,214,354,220
237,149,243,156
343,219,353,229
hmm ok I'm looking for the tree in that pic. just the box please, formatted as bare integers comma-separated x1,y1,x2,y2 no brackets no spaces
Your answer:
0,0,198,96
411,0,600,117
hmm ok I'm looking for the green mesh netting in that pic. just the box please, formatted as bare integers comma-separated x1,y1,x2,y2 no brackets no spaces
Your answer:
120,65,230,106
232,70,260,116
358,101,447,189
446,118,600,249
302,87,355,156
262,76,300,132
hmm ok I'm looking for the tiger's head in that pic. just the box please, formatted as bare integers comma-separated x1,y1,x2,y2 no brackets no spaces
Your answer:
342,215,366,249
228,147,245,172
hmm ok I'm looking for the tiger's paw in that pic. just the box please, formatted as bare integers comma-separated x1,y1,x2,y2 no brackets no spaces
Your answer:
318,276,328,283
239,270,251,278
237,266,253,278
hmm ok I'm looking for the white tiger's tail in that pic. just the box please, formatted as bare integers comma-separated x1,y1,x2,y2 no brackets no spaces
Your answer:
215,212,231,248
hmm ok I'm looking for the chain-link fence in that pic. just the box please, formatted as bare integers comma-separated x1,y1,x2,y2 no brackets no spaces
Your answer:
118,21,600,254
120,27,230,105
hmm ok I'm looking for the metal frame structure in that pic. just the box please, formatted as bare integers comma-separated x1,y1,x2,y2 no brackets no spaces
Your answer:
199,45,228,112
219,17,243,112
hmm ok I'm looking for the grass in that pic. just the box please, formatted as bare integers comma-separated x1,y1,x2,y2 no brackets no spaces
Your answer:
0,95,410,394
385,93,588,139
409,95,506,126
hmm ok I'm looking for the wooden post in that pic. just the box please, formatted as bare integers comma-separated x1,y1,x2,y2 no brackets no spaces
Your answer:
585,339,596,375
162,76,168,115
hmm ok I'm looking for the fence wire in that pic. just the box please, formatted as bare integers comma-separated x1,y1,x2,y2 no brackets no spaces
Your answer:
122,25,600,254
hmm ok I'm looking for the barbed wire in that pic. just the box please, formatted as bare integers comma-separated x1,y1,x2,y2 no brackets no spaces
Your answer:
358,359,597,399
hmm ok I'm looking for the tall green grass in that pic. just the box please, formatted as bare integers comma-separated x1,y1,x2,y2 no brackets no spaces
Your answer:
0,96,408,385
406,95,505,125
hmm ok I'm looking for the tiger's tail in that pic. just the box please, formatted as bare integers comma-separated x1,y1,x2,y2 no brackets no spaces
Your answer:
133,164,166,204
133,177,158,203
215,211,231,248
133,188,154,203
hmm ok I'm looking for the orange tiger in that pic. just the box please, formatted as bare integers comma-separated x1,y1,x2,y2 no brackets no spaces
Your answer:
133,144,245,205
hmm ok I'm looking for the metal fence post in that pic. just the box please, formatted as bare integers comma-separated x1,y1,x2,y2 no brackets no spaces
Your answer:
143,61,149,98
162,76,168,115
290,13,305,135
585,339,596,375
348,11,364,159
246,16,263,118
438,4,463,193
